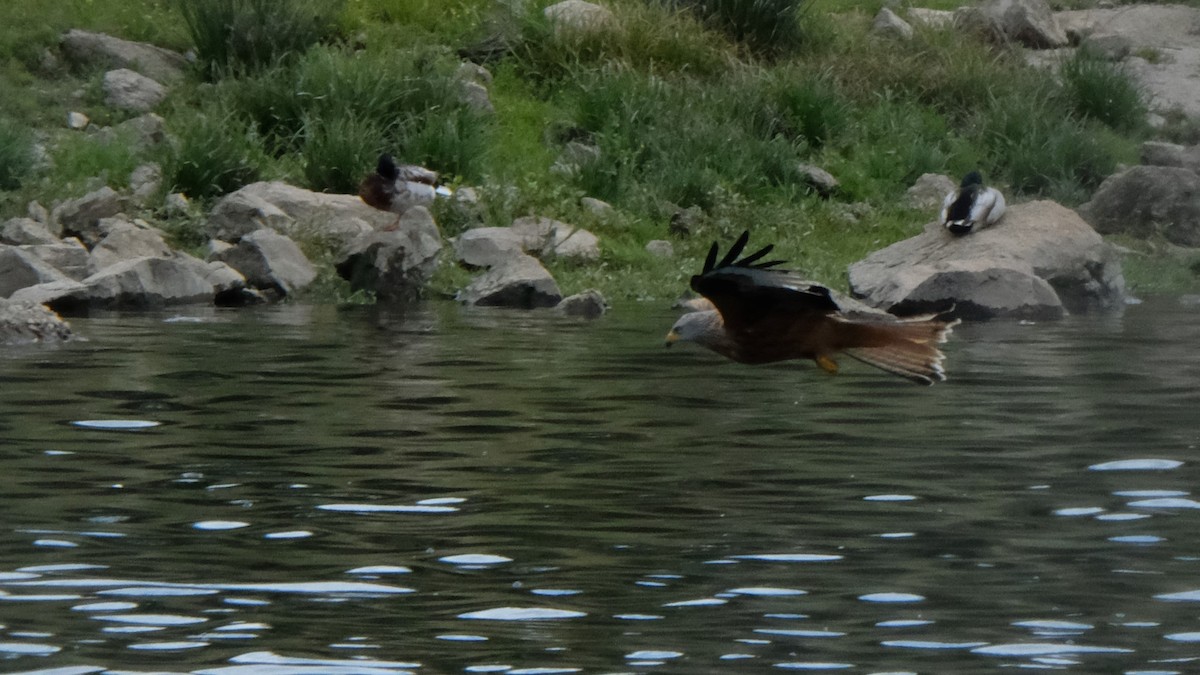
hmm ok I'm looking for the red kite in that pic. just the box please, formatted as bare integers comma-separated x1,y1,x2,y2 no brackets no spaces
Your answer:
665,231,958,384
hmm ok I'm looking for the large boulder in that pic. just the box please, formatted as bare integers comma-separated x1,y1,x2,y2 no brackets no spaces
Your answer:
543,0,617,36
510,216,601,262
1140,141,1200,173
453,227,526,268
335,206,443,303
59,29,187,84
21,241,90,281
1077,166,1200,246
2,217,59,245
955,0,1068,49
103,68,167,112
0,298,72,344
206,181,381,246
457,254,563,308
556,289,608,318
872,8,914,40
849,200,1125,320
87,254,216,308
211,229,317,297
0,246,73,298
51,187,123,242
88,222,172,273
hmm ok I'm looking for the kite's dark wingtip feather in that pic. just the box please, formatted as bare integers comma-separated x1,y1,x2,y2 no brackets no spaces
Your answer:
716,230,750,269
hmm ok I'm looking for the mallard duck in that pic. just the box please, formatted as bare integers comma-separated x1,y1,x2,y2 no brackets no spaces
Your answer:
665,231,959,385
358,154,451,228
940,171,1006,235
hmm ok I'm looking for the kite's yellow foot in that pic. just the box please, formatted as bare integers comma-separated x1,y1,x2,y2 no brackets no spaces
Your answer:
816,355,839,375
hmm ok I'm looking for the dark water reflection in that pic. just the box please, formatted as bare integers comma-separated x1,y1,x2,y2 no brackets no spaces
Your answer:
1,298,1199,673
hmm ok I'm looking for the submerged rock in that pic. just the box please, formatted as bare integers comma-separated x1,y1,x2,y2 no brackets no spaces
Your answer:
556,289,608,318
211,229,316,297
335,206,443,303
0,298,72,344
457,254,562,308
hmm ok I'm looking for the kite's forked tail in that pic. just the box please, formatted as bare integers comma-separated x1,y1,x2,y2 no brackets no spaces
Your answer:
837,315,960,385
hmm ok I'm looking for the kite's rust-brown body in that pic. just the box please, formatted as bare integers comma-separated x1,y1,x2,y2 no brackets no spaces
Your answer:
666,231,958,385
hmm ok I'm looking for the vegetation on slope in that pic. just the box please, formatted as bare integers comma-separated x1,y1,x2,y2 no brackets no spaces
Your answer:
0,0,1194,301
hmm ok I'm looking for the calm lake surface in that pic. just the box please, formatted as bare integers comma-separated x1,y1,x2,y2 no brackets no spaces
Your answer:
1,298,1199,674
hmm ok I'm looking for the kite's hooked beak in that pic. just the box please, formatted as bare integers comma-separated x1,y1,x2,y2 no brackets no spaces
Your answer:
664,330,679,347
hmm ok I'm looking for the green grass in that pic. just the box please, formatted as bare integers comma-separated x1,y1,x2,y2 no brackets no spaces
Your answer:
0,117,34,190
177,0,346,78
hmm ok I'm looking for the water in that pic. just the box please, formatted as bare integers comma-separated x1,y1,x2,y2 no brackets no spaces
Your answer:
1,298,1199,674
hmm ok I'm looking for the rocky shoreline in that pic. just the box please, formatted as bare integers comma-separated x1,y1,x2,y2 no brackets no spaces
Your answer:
6,0,1200,344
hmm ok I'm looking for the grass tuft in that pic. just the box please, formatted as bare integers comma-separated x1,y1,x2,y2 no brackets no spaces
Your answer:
163,106,266,200
0,117,34,190
177,0,346,78
1059,46,1147,134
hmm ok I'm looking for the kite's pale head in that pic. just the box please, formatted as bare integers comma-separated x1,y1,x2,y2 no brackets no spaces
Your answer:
665,310,721,348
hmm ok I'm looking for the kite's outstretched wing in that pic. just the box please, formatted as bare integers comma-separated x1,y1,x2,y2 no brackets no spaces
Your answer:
690,231,839,336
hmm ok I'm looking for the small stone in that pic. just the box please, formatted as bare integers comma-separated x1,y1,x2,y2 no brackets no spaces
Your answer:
581,197,612,216
556,289,608,318
27,201,49,224
164,192,190,216
646,240,674,257
67,111,90,130
872,7,914,40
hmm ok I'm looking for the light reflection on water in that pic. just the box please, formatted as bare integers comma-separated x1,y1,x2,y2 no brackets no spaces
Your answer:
0,298,1199,673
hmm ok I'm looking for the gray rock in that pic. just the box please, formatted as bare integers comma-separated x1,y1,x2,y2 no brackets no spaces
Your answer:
551,141,601,176
27,201,49,224
556,289,608,318
164,192,191,216
955,0,1068,49
458,62,493,86
2,218,59,245
103,68,167,112
1077,165,1200,246
77,255,216,309
907,7,955,28
645,240,674,257
129,162,163,203
8,280,90,312
172,254,261,306
873,7,914,40
458,254,563,308
849,200,1124,319
458,80,494,114
886,261,1065,321
52,186,123,241
88,221,171,273
669,205,703,237
543,0,617,35
0,297,72,344
0,246,73,298
797,163,839,197
207,181,380,246
510,216,601,261
454,227,526,268
114,112,167,148
1140,141,1200,173
67,111,89,130
212,229,317,297
335,206,443,303
581,197,613,216
22,240,90,281
1081,33,1132,60
905,173,958,210
60,29,187,84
